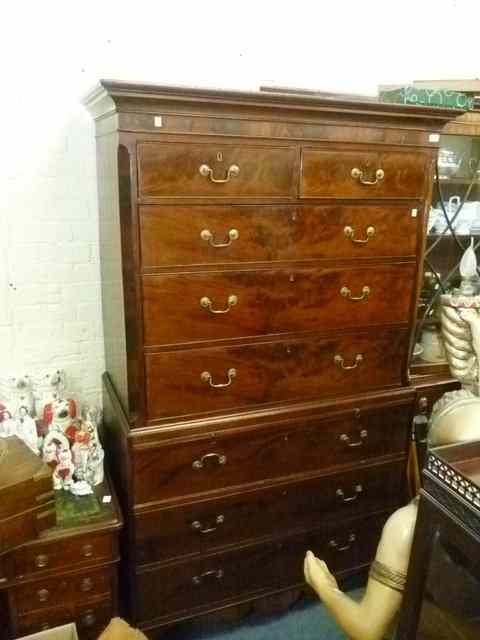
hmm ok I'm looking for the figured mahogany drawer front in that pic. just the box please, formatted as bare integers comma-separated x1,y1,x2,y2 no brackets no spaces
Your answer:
0,503,56,555
300,147,428,198
13,568,113,615
135,512,386,624
15,599,113,639
135,459,405,564
13,534,114,578
143,263,415,346
137,142,296,198
145,328,408,421
0,474,54,520
133,403,410,506
139,203,419,267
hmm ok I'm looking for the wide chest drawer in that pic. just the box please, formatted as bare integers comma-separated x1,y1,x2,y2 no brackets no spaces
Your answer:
300,147,428,198
145,328,408,420
143,263,415,346
135,512,386,626
139,203,420,267
133,402,411,506
137,142,297,198
135,459,406,564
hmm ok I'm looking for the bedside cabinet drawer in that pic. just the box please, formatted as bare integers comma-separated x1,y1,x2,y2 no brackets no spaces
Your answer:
139,203,420,267
135,459,406,564
12,567,114,615
16,599,114,640
135,512,387,625
13,533,115,578
143,263,415,346
137,142,297,198
133,401,411,506
300,147,428,198
145,328,408,421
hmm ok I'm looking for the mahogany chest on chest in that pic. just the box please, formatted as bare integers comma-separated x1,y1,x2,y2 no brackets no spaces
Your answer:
83,81,457,633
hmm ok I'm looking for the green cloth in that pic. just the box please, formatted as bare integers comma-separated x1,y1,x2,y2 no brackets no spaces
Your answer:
379,86,474,110
54,490,101,527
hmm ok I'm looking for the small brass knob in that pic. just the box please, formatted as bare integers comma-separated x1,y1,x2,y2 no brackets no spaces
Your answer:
81,611,96,627
37,588,50,602
35,554,49,569
80,577,94,592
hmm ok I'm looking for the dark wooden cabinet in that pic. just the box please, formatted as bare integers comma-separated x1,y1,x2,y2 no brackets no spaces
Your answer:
397,441,480,639
0,478,122,640
83,81,459,633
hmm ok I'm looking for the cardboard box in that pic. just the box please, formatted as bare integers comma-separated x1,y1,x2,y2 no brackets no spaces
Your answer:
16,624,78,640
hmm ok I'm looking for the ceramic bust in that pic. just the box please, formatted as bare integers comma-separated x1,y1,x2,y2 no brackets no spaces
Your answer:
304,241,480,640
0,410,17,438
16,405,40,455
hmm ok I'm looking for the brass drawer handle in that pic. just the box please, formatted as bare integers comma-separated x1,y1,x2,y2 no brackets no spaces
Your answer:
336,484,363,503
201,228,239,248
192,453,227,470
37,588,50,603
35,554,49,569
199,163,240,184
340,285,370,301
200,294,238,314
344,225,376,244
80,577,94,592
201,368,236,388
340,429,368,448
81,544,94,558
80,610,96,627
192,568,224,585
329,533,356,552
334,354,363,370
351,167,384,185
191,514,225,534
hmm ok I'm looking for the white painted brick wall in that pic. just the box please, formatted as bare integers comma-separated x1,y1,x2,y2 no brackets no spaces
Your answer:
0,0,476,408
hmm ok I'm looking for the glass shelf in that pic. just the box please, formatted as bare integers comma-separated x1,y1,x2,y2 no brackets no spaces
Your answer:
411,132,480,377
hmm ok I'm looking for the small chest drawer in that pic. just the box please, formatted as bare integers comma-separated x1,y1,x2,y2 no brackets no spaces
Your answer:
143,263,415,346
135,512,386,625
137,142,297,198
12,533,115,579
145,328,408,421
12,567,113,615
133,401,411,506
300,147,428,198
135,459,406,564
139,203,420,267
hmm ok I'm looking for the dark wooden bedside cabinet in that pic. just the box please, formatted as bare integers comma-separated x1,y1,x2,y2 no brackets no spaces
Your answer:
0,476,122,640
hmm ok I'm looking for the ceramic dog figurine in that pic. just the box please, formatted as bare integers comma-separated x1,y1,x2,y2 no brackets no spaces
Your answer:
0,375,34,417
33,369,66,419
43,398,78,442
